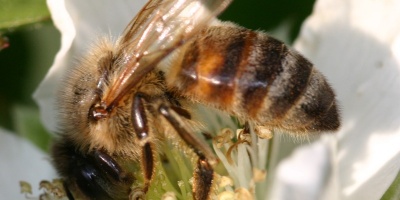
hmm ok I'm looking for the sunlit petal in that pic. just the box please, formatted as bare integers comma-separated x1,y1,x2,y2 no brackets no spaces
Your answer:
0,129,56,199
270,136,334,200
294,0,400,199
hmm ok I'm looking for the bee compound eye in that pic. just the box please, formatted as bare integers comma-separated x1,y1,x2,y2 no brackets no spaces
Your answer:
94,150,133,182
75,164,112,199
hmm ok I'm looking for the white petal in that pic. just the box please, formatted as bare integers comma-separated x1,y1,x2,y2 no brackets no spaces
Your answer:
269,136,334,200
33,0,146,132
0,128,56,199
294,0,400,199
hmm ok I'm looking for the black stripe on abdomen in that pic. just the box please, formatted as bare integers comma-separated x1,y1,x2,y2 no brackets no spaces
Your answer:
267,51,313,119
239,35,287,118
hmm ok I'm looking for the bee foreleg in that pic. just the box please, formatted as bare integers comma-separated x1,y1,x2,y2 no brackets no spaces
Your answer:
158,104,215,200
131,93,156,193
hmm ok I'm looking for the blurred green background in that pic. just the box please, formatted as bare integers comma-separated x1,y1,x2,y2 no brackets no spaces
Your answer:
0,0,315,151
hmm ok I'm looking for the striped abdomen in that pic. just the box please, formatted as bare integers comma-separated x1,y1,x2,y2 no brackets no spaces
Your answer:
167,24,340,133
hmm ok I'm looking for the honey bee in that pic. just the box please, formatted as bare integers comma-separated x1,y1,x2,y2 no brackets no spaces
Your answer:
51,0,340,199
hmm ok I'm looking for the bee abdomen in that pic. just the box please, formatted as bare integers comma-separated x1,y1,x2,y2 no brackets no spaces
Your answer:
169,24,339,133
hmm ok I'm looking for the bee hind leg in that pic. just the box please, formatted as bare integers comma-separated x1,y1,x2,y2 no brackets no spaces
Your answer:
158,104,216,200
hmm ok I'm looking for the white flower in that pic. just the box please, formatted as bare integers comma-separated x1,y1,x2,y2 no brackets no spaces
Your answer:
272,0,400,199
0,128,57,199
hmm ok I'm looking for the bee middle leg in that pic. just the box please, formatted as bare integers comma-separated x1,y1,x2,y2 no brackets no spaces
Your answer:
158,104,216,200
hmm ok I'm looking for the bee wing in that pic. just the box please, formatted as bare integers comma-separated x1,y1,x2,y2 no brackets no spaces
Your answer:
104,0,232,108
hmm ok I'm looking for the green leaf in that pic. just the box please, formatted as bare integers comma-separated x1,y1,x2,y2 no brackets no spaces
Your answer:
0,0,50,30
381,170,400,200
11,104,52,152
219,0,315,42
